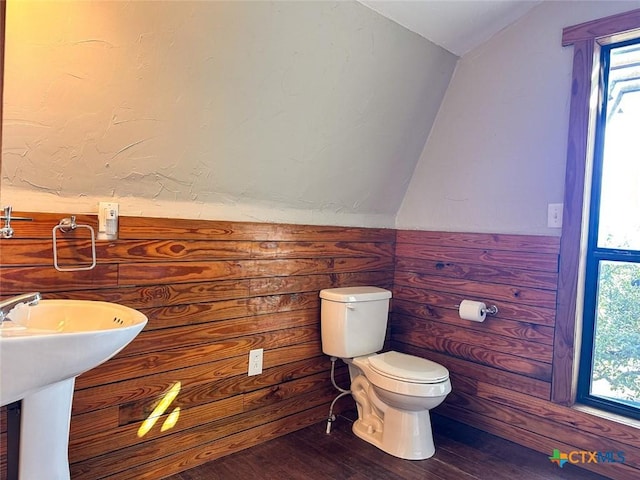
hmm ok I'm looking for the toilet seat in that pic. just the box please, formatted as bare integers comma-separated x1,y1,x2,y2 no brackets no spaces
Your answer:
352,351,451,398
368,351,449,384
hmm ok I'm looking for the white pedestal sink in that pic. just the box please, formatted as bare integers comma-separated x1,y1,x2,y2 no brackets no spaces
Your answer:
0,299,148,480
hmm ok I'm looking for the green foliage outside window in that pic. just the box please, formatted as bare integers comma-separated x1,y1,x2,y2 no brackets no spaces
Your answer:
592,261,640,403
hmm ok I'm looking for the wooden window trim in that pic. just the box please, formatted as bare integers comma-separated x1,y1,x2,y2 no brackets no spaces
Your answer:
1,0,5,171
553,8,640,405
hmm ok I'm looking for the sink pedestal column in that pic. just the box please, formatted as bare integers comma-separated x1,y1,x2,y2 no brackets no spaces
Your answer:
20,378,75,480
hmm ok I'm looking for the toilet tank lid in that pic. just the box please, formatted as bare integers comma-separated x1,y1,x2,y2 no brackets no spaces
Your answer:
319,286,391,302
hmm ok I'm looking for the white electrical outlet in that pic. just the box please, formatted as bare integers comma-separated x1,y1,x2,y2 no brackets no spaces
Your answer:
547,203,563,228
248,348,263,376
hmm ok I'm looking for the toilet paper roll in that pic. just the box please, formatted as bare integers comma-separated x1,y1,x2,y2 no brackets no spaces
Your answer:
459,300,486,322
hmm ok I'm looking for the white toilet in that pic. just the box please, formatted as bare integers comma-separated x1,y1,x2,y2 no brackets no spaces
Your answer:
320,286,451,460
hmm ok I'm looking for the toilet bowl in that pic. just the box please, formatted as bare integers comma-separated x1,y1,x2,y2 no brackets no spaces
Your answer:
346,351,451,460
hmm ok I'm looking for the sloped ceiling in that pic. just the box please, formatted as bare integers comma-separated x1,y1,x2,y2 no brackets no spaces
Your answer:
359,0,543,56
1,0,539,227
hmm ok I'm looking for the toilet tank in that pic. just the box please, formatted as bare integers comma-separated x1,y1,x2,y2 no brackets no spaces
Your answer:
319,286,392,358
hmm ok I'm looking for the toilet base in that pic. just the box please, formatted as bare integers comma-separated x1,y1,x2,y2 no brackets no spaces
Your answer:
352,407,435,460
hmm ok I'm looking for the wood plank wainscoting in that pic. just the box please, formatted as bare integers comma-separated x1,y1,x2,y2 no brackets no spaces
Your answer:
0,213,394,479
392,230,640,480
2,221,640,480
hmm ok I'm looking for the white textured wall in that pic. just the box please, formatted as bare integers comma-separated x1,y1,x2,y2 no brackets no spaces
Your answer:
0,0,456,227
396,0,640,235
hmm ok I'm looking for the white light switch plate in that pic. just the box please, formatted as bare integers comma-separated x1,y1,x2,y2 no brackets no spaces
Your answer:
548,203,563,228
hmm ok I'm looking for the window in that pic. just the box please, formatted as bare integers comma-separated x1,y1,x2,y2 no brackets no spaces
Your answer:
577,39,640,419
554,9,640,408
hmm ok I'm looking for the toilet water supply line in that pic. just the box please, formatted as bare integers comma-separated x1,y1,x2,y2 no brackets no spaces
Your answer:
326,356,351,434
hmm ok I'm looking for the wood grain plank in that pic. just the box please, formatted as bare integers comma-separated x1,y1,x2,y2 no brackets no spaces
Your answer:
242,371,347,411
1,239,92,266
118,215,395,242
0,240,394,266
396,230,560,254
0,264,117,294
274,223,396,243
394,271,556,309
118,216,279,240
395,242,559,272
395,256,559,290
137,299,250,330
118,257,393,286
253,241,394,259
248,271,392,297
69,407,120,441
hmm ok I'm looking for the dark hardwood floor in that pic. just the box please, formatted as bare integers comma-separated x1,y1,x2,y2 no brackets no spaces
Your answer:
163,411,611,480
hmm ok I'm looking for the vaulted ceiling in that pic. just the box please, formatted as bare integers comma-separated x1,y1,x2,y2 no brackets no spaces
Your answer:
359,0,543,55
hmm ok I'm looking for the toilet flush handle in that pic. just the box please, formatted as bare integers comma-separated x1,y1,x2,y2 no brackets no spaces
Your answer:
346,303,356,310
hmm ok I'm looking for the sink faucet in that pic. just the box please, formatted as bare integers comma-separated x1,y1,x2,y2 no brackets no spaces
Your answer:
0,292,42,323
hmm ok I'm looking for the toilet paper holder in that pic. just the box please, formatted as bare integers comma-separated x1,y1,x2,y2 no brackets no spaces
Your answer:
482,304,498,316
455,302,498,316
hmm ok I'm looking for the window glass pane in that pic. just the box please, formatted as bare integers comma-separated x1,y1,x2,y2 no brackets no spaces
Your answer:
590,260,640,407
597,43,640,250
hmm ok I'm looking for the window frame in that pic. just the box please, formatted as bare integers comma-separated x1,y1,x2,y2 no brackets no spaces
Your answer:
575,38,640,419
554,8,640,406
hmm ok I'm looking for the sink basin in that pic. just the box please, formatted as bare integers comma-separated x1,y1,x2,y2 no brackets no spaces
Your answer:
1,299,148,406
0,299,147,480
